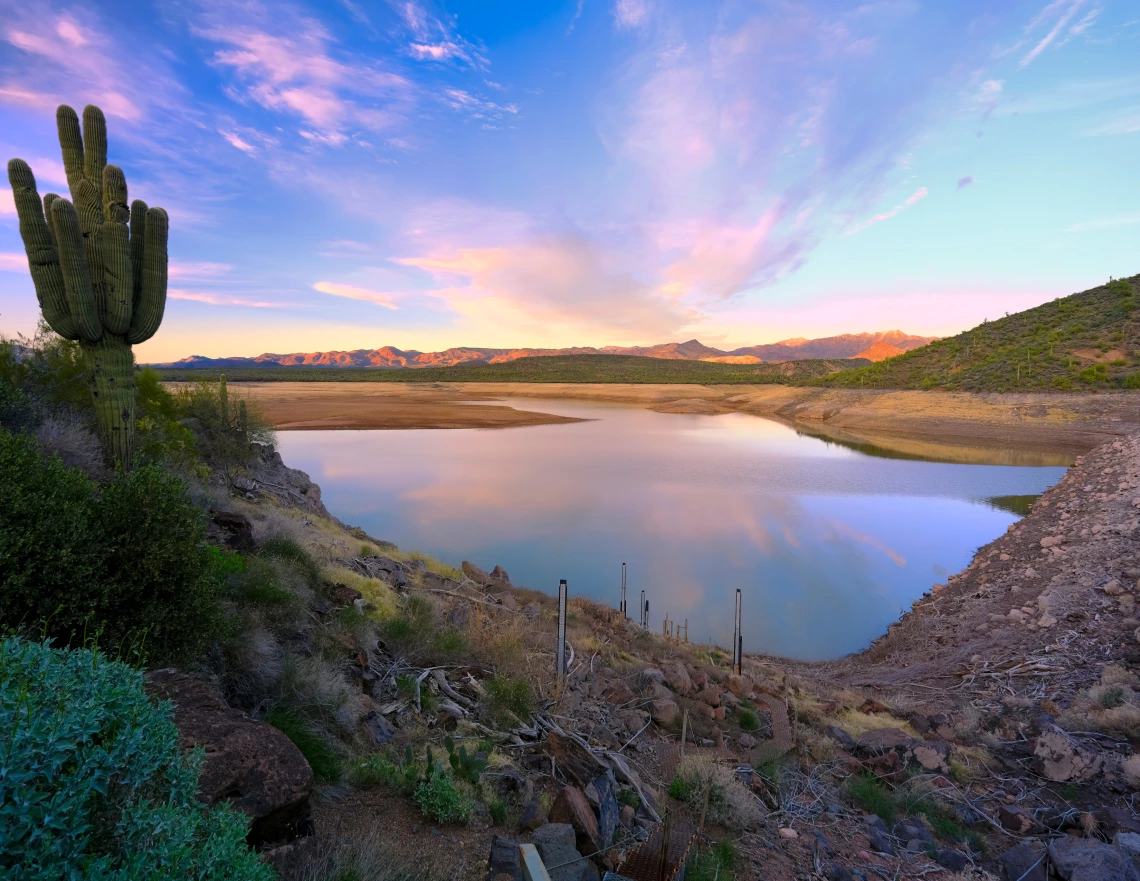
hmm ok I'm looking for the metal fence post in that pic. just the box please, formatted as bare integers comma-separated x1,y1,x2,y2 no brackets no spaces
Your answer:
732,588,742,676
557,579,568,685
621,562,627,618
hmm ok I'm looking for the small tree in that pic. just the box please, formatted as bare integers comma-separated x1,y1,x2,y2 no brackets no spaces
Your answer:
178,374,275,486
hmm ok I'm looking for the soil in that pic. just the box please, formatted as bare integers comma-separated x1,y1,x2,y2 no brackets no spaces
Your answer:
234,381,1140,459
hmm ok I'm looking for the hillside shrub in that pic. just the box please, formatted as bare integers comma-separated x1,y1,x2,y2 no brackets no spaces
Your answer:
0,637,269,880
0,429,226,663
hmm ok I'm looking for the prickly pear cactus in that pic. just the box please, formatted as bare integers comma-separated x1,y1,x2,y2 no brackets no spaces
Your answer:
7,104,168,468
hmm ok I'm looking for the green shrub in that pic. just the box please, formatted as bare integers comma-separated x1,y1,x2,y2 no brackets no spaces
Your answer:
617,788,641,810
351,755,401,788
737,708,760,732
413,773,473,825
260,536,322,586
668,776,694,801
846,773,899,823
1079,364,1110,383
484,675,534,727
1123,372,1140,389
264,709,343,783
134,367,198,466
0,637,269,879
0,430,226,664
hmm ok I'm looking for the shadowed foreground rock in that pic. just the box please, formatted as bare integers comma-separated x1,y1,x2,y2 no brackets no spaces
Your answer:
146,669,314,847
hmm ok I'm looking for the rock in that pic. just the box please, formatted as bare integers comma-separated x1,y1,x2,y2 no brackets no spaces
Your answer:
911,742,951,774
664,662,693,696
487,834,523,881
328,583,364,606
363,710,394,744
1041,535,1063,548
491,565,512,585
648,682,674,702
496,593,520,612
211,510,255,551
585,774,619,853
1116,832,1140,860
1123,755,1140,789
531,824,590,881
936,849,969,872
811,830,833,855
546,731,608,788
604,679,635,706
145,669,313,846
519,795,547,831
639,668,666,686
999,804,1037,833
1003,838,1044,879
1105,579,1126,596
690,670,708,689
523,602,542,620
619,805,635,828
694,686,721,707
739,733,758,749
651,699,680,727
1035,730,1110,782
868,829,895,856
712,706,726,721
778,827,798,839
895,817,932,843
1100,808,1140,836
826,867,855,881
1048,835,1140,881
726,674,753,697
550,786,601,856
826,725,857,751
446,604,472,629
1039,615,1059,628
855,728,914,755
461,561,493,584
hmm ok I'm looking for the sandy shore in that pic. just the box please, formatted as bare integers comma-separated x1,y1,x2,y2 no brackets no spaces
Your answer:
230,381,1140,457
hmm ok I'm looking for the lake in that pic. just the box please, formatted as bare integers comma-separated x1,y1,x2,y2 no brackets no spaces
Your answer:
276,398,1067,660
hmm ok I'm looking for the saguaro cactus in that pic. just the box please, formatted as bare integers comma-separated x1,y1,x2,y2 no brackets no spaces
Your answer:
7,104,168,467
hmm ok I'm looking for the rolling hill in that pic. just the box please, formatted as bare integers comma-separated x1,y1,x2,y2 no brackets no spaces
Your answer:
154,330,932,370
815,276,1140,392
156,354,871,385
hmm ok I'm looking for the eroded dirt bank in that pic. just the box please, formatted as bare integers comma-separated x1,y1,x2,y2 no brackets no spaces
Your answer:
235,381,1140,459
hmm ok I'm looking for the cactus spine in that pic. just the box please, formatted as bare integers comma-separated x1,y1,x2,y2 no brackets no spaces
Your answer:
7,104,168,468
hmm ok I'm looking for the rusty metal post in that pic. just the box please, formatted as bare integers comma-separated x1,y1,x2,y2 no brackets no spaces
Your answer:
732,588,742,676
557,579,568,685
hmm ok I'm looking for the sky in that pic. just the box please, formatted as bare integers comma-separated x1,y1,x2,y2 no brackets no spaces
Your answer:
0,0,1138,362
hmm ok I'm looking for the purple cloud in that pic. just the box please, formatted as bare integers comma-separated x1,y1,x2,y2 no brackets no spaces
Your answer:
957,176,975,189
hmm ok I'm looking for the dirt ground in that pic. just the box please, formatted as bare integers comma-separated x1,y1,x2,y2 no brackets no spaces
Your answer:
232,381,1140,458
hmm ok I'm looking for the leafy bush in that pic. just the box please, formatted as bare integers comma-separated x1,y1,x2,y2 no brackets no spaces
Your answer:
737,708,760,732
0,637,269,880
484,675,534,727
1079,363,1110,383
687,840,738,881
176,377,274,482
413,773,473,825
0,429,226,664
134,367,198,467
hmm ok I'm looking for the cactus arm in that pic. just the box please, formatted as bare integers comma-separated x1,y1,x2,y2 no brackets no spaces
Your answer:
82,105,107,193
56,105,85,201
50,198,102,343
129,199,147,302
101,165,132,335
6,159,79,340
126,206,167,344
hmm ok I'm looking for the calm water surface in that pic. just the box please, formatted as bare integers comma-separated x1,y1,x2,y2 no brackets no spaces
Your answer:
277,399,1066,660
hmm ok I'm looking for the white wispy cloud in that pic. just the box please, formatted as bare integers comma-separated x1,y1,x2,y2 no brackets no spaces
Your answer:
1019,0,1089,68
1063,212,1140,233
169,289,281,308
613,0,649,29
843,187,928,237
0,251,28,271
313,281,399,309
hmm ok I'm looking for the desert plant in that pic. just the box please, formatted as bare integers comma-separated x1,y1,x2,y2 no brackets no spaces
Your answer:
0,428,226,664
0,637,269,879
444,735,488,785
413,771,473,825
670,754,762,830
7,105,169,468
177,376,274,483
484,675,534,727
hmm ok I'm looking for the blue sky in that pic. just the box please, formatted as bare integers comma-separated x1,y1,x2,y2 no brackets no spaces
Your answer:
1,0,1138,361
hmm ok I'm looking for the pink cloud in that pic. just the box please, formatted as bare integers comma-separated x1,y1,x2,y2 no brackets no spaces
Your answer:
168,261,234,281
842,187,928,237
168,289,281,308
0,252,28,271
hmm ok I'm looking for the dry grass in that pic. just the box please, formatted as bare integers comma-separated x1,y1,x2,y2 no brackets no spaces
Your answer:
1057,666,1140,737
286,827,439,881
671,754,763,830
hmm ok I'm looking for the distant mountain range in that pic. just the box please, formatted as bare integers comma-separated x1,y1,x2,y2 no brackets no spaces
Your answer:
155,330,935,369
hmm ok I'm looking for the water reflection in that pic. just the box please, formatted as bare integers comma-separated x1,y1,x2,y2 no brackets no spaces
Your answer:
277,400,1065,660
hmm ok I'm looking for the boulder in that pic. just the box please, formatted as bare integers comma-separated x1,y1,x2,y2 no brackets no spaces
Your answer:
211,510,255,551
519,795,547,831
487,834,523,881
639,668,666,686
825,725,857,752
145,669,313,846
615,709,649,735
362,710,394,745
911,741,951,774
523,602,542,620
491,565,512,585
591,774,620,852
550,786,600,855
619,805,635,828
546,731,608,788
936,849,968,872
664,662,693,696
694,686,721,707
604,679,634,705
726,674,753,697
531,824,590,881
690,670,708,689
856,728,915,755
496,593,520,612
328,583,363,607
1048,836,1140,881
446,604,472,629
739,733,758,750
1035,730,1111,782
462,561,493,585
999,842,1047,881
999,804,1037,834
651,699,680,727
